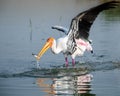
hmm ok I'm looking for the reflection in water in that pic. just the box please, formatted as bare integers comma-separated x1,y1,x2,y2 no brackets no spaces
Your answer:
37,74,95,96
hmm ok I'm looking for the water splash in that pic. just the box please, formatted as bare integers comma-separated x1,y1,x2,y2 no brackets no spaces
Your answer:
36,60,41,69
0,60,120,78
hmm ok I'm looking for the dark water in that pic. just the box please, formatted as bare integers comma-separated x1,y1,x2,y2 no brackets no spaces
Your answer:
0,0,120,96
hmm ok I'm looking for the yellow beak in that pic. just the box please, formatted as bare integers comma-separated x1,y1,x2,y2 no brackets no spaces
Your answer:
36,41,51,60
35,37,54,60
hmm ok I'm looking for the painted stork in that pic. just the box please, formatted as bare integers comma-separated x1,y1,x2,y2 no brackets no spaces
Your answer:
33,1,120,67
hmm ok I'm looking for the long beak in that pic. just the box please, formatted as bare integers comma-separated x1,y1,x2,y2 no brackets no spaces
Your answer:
36,42,51,60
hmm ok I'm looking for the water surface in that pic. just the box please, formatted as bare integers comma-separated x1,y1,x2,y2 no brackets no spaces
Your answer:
0,0,120,96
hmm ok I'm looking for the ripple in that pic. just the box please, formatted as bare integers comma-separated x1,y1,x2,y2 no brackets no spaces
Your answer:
0,61,120,78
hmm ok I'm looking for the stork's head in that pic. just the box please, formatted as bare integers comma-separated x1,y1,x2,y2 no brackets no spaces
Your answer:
35,37,54,60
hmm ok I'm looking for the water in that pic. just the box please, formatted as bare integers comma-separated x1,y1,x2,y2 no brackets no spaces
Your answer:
0,0,120,96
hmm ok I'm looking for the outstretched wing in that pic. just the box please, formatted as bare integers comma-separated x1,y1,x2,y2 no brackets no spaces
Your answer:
51,25,68,35
68,1,119,39
67,1,120,54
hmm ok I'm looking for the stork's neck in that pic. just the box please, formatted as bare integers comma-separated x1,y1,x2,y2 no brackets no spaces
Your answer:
51,39,61,54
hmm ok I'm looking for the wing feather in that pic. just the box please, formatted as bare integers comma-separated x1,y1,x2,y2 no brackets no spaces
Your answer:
68,1,120,39
67,1,120,54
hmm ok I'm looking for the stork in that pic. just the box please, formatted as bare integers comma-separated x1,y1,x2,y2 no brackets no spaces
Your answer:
33,1,120,67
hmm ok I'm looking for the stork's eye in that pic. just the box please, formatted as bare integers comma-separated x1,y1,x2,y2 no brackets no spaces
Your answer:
47,37,52,42
47,37,54,43
47,38,50,42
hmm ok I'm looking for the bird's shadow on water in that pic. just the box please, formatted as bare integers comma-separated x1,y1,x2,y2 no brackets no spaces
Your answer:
36,73,95,96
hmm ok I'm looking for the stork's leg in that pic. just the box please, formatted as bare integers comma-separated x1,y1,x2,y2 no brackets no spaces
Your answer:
65,57,69,67
72,59,75,66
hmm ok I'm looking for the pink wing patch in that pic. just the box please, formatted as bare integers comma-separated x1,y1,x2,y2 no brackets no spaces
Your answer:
75,39,93,51
75,39,88,47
